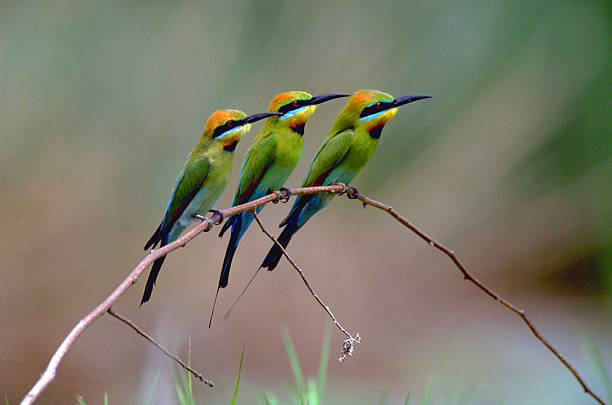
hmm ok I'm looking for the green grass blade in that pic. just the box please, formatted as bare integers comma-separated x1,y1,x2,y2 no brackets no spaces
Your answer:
258,390,279,405
316,323,331,399
104,393,108,405
420,375,436,405
457,374,479,405
281,381,302,405
257,389,268,405
187,339,194,405
5,394,9,405
232,344,246,405
403,390,412,405
75,394,87,405
307,379,319,405
175,382,187,405
281,327,305,393
177,369,189,397
144,363,164,405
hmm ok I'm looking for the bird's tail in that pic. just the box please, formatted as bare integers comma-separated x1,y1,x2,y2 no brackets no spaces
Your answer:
141,239,168,305
144,223,162,250
219,215,242,288
260,217,299,271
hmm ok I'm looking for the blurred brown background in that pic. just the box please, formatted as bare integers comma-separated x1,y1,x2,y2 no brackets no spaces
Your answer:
1,1,611,404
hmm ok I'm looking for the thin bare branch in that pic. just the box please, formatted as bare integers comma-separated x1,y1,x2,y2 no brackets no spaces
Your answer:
250,210,360,363
107,308,213,387
342,187,607,405
19,184,345,405
20,183,606,405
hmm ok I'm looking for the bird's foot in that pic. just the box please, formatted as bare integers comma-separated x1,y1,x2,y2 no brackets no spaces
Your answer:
192,213,214,231
272,187,291,204
272,190,282,204
192,214,207,221
346,186,360,199
331,182,348,196
208,209,225,225
278,187,291,203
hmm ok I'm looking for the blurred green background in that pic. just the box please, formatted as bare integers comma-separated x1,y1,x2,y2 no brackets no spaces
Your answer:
1,0,610,404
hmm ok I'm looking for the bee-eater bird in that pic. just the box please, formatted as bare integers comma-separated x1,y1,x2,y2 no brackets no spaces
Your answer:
210,91,349,324
141,109,280,305
260,89,432,271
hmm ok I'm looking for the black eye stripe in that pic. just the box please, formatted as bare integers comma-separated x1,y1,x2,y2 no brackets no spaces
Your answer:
278,99,307,114
360,101,392,118
212,119,244,138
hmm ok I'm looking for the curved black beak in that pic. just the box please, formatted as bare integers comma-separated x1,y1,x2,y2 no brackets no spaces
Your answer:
309,93,351,105
392,95,433,108
244,111,283,124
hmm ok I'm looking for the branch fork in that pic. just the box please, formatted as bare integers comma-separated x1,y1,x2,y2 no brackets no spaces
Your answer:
20,183,607,405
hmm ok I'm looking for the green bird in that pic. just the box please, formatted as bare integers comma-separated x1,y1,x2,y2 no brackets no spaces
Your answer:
210,91,348,322
141,109,280,305
260,89,432,271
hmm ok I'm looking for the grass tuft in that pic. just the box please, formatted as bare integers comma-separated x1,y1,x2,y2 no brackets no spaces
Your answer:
232,344,246,405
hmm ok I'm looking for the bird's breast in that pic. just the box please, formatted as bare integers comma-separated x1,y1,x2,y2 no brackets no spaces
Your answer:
276,131,303,169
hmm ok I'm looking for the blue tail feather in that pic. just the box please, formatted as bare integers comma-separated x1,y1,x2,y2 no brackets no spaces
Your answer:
219,215,243,288
144,223,162,250
141,237,168,305
218,214,234,238
261,215,299,271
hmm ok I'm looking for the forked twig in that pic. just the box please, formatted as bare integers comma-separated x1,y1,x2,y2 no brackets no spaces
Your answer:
20,185,347,405
106,308,213,387
251,210,360,363
20,183,607,405
344,187,607,405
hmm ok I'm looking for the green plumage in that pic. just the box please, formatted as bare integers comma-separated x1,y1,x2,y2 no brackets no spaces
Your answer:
217,91,350,294
218,92,312,290
142,109,277,305
262,90,432,270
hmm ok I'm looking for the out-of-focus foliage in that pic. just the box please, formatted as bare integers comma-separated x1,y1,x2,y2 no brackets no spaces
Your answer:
1,1,610,404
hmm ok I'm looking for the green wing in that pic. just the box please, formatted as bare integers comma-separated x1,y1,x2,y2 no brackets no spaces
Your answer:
233,134,278,205
161,156,211,234
145,155,211,249
302,128,354,187
279,128,354,226
217,134,277,238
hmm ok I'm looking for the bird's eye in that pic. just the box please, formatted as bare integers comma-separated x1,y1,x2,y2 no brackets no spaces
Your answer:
360,101,391,118
279,100,304,114
212,120,239,138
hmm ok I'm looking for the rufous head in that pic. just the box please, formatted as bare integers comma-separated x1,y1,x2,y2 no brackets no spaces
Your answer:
265,91,349,134
202,109,280,147
338,89,432,133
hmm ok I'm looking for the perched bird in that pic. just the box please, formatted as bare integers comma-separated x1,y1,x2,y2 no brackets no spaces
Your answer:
218,93,349,286
209,91,349,324
141,109,280,305
260,89,432,271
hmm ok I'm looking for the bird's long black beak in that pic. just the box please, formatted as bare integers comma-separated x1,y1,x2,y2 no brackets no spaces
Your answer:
244,112,283,123
309,93,351,105
392,95,433,107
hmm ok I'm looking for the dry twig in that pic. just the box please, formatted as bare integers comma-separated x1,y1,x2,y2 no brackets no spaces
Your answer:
20,183,607,405
251,210,361,363
20,184,346,405
106,308,213,387
343,187,607,405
